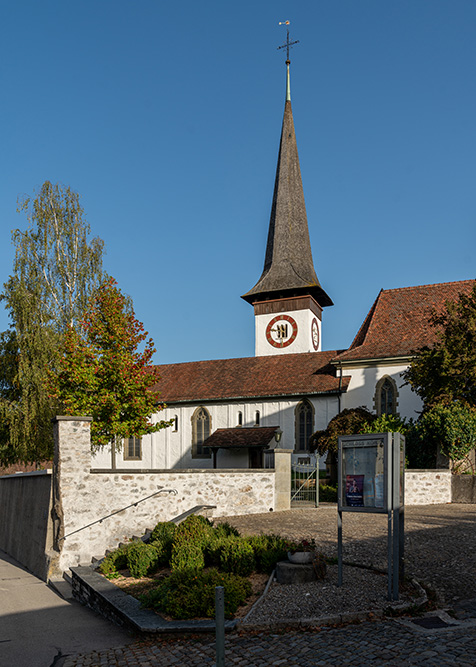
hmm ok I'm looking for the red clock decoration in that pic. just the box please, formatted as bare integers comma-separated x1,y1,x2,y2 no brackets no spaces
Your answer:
266,314,298,348
311,317,320,351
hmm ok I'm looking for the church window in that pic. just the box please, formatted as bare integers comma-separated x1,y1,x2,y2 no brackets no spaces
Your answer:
255,411,260,425
123,436,142,461
191,407,211,458
173,415,178,432
374,376,398,416
237,411,243,426
295,399,314,452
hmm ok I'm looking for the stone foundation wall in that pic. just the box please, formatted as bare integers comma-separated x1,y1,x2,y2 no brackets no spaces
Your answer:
405,470,452,505
53,417,284,573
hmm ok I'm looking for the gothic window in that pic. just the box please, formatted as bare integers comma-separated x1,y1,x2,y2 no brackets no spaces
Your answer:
255,411,260,426
173,415,178,432
295,399,314,452
191,407,211,458
374,376,398,416
123,436,142,461
237,411,243,426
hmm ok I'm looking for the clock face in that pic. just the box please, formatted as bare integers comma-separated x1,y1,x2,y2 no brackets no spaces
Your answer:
311,318,320,351
266,314,298,348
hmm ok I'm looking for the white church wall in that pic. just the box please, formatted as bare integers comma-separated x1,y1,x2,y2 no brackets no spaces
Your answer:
91,394,341,471
255,309,321,356
341,363,423,421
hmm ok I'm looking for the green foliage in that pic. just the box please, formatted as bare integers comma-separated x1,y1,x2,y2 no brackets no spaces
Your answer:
361,413,411,436
126,541,160,578
403,283,476,407
47,278,172,448
309,407,375,456
246,534,288,573
150,522,177,564
408,402,476,471
170,540,205,573
99,547,129,577
139,568,252,619
174,515,215,546
213,521,241,539
213,536,255,576
0,182,106,464
319,484,337,503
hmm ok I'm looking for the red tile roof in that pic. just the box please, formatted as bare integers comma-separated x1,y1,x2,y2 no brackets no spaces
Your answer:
152,351,349,404
335,279,475,363
204,427,279,449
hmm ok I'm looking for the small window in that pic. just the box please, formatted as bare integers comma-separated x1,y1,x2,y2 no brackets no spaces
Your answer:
191,406,211,459
123,436,142,461
374,376,398,416
295,399,314,452
237,411,243,426
255,411,260,426
173,415,178,432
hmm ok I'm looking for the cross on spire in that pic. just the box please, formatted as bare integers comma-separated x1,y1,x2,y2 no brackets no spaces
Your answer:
277,22,299,63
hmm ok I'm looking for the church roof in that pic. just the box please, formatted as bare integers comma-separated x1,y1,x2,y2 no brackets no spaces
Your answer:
241,66,332,308
204,427,280,450
152,350,349,405
334,279,476,364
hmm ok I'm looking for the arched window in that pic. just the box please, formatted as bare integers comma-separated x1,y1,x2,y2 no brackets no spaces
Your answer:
173,415,178,432
237,411,243,426
374,376,398,416
191,407,211,458
255,411,260,426
295,399,314,452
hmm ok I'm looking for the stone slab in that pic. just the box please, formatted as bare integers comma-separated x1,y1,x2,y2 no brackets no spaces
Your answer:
275,560,317,584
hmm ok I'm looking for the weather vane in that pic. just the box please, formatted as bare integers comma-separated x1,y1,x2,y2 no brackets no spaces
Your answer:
278,21,299,63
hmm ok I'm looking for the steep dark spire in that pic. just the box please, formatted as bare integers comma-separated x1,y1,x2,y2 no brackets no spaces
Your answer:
242,62,332,307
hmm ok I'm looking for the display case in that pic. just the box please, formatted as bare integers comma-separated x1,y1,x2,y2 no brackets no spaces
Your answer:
338,433,404,513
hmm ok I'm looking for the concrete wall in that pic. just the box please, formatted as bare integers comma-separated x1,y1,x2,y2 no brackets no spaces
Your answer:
0,470,54,580
405,470,452,505
53,417,290,573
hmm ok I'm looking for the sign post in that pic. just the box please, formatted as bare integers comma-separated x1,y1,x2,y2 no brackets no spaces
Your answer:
337,432,405,601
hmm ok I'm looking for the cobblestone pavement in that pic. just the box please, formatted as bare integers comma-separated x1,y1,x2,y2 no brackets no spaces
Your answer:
62,621,476,666
62,504,476,666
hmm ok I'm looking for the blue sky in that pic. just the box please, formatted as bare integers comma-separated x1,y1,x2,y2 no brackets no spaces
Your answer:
1,1,475,364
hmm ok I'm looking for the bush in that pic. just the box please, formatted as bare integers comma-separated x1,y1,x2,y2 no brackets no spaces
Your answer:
150,521,177,564
175,515,215,547
246,534,288,573
213,521,240,539
140,568,252,619
214,536,255,576
99,546,129,577
319,484,337,503
126,541,160,578
170,540,205,573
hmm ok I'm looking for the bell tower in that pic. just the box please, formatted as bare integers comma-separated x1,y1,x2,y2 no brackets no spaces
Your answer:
241,28,332,356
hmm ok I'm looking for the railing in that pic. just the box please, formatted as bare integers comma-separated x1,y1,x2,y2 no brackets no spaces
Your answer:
59,487,177,541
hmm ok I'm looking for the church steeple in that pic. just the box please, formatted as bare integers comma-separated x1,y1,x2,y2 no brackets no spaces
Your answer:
242,34,332,357
242,54,332,309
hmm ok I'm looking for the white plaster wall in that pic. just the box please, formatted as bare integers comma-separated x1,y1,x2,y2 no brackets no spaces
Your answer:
91,395,341,471
255,309,321,356
340,363,423,421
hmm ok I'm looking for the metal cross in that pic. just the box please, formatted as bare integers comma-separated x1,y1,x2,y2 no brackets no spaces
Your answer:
277,23,299,63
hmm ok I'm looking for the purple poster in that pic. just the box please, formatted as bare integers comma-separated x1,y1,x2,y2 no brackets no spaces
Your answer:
346,475,364,507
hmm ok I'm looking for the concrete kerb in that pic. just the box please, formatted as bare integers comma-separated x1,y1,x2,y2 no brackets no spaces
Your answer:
70,565,428,635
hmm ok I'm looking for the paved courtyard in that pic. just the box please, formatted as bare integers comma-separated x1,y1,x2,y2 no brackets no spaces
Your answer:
11,504,476,666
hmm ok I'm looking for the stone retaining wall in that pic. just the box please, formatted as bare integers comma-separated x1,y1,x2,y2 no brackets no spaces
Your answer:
53,417,287,574
405,470,452,505
452,475,476,503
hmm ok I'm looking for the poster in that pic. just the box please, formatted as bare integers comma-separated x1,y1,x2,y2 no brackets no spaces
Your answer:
345,474,364,507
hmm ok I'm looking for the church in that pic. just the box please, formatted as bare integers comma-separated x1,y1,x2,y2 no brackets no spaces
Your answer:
92,54,475,473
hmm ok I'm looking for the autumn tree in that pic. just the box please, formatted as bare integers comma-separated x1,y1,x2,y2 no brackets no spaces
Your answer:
0,181,106,464
47,279,172,448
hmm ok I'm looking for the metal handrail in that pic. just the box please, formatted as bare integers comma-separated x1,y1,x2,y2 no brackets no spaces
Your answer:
59,487,177,541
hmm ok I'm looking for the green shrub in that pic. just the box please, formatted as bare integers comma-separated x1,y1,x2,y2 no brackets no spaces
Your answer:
246,534,288,573
213,521,240,538
170,540,205,573
319,484,337,503
126,541,160,578
175,514,215,546
99,546,128,577
140,568,252,619
214,536,255,576
150,521,177,564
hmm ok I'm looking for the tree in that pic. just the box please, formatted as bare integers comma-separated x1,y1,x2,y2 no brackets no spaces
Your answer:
403,283,476,407
309,407,376,458
0,181,106,465
47,278,172,448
